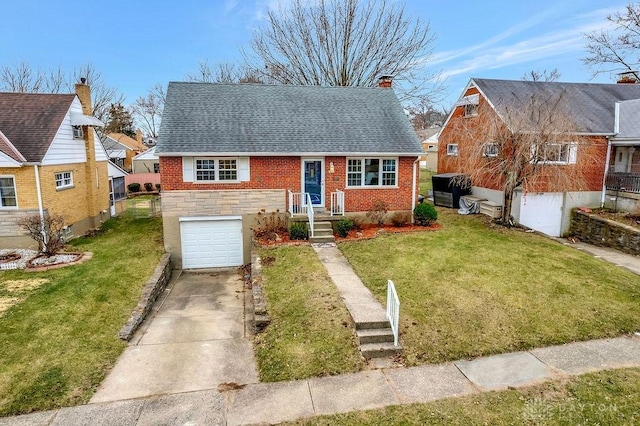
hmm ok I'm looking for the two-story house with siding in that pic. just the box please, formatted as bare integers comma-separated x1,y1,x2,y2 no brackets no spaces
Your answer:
0,82,111,249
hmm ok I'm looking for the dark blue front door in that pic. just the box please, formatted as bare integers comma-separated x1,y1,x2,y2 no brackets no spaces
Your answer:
304,160,323,205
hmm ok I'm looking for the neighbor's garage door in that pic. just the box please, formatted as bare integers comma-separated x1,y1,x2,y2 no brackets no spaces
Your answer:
180,217,243,269
519,193,563,237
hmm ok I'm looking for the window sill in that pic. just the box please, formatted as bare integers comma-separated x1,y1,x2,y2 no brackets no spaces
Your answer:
0,206,19,210
56,185,75,192
194,180,241,184
345,185,399,190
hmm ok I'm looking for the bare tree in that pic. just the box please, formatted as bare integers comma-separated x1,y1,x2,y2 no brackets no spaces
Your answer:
583,3,640,79
18,212,66,256
408,99,447,130
444,91,604,225
186,61,265,84
0,62,123,122
522,68,561,82
246,0,440,102
130,83,165,139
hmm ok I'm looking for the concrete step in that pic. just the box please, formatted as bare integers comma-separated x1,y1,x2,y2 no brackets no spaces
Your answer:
356,328,395,344
314,221,333,230
360,342,403,359
309,235,335,243
313,229,334,238
355,320,391,330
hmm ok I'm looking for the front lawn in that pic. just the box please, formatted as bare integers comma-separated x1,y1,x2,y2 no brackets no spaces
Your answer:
255,246,364,382
289,367,640,425
0,217,164,416
339,208,640,365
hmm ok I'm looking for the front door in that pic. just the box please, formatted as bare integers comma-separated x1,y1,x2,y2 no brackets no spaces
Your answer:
302,159,324,206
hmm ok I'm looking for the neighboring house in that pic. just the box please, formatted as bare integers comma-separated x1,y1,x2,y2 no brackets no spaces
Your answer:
605,99,640,211
417,127,440,171
0,83,110,249
439,78,640,237
132,146,159,174
108,161,128,216
156,80,423,269
100,131,147,172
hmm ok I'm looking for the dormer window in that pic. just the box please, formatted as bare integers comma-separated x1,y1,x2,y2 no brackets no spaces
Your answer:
454,93,480,118
72,125,83,139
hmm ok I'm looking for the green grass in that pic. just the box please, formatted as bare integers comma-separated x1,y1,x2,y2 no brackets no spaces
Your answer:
419,169,434,195
0,217,164,416
288,367,640,425
255,246,364,381
340,208,640,365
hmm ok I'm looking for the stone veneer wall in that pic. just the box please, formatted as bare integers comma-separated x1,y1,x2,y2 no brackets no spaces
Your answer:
569,210,640,255
118,253,172,341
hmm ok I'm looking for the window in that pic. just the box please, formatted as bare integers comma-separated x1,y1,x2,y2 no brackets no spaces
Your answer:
464,103,478,117
195,158,237,182
62,225,72,237
112,177,126,201
347,158,397,187
55,171,73,189
482,143,498,157
153,163,160,173
0,176,17,207
533,143,577,164
447,144,459,156
72,126,83,139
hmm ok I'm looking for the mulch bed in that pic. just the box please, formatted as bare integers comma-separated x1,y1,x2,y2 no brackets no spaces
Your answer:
255,223,440,246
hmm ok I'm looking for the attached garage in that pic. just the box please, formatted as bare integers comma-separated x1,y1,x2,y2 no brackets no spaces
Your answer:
519,193,563,237
179,217,243,269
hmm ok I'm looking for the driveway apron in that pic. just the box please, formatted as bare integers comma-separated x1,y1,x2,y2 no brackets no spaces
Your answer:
90,270,259,403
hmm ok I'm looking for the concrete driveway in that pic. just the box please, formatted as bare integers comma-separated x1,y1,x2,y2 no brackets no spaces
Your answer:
91,269,259,403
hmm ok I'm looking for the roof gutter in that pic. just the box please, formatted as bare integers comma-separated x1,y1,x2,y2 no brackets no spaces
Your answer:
156,151,426,157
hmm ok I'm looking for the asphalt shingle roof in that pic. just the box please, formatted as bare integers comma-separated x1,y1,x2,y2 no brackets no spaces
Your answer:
0,92,75,162
615,99,640,139
471,78,640,135
156,82,422,155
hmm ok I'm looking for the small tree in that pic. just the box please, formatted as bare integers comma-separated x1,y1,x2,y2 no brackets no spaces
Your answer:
18,212,66,256
366,200,389,226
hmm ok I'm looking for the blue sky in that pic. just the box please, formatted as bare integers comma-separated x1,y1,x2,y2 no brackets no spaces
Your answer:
1,0,625,109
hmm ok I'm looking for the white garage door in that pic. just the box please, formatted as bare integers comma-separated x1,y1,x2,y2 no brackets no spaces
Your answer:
519,193,563,237
180,217,243,269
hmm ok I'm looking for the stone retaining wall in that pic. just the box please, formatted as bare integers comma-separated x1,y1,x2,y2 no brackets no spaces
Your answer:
569,210,640,255
118,253,172,341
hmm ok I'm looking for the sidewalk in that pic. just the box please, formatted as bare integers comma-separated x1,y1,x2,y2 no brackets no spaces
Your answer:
3,239,640,425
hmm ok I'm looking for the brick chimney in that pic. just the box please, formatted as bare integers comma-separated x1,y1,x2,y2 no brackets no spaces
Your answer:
136,129,143,147
616,71,638,84
377,75,393,88
75,79,106,225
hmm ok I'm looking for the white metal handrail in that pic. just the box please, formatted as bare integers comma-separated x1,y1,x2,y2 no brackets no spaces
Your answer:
288,191,308,216
306,192,315,238
330,190,344,216
386,279,400,347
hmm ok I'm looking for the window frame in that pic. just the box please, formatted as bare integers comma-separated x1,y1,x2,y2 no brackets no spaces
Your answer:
446,144,459,156
482,143,499,157
72,125,83,139
55,171,74,190
0,175,17,208
194,157,239,182
532,143,577,165
346,157,398,188
463,103,478,117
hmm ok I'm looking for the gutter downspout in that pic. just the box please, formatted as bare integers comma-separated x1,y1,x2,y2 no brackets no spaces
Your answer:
602,137,612,208
411,157,419,222
33,164,47,248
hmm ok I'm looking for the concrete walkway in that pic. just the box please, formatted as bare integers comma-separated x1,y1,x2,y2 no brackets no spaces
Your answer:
556,237,640,275
90,270,258,403
4,240,640,425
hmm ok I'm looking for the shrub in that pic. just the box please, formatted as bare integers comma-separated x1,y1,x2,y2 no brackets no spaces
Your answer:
18,212,66,255
127,182,141,193
144,182,153,192
155,183,161,191
335,219,354,237
351,215,366,230
289,222,308,240
366,200,389,227
391,212,411,227
252,210,288,241
414,203,437,226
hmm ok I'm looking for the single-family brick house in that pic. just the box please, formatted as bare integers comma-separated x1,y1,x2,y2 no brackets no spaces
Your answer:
439,78,640,236
0,83,111,248
156,80,423,269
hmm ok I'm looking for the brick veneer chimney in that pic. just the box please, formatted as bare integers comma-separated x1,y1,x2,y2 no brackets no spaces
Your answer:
378,75,393,88
616,71,638,84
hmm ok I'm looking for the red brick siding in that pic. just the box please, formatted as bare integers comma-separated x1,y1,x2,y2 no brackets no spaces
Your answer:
438,89,607,193
160,156,418,212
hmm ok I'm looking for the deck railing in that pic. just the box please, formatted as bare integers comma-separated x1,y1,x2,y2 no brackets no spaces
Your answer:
306,193,315,238
606,173,640,194
386,280,400,347
288,191,309,216
330,190,345,216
